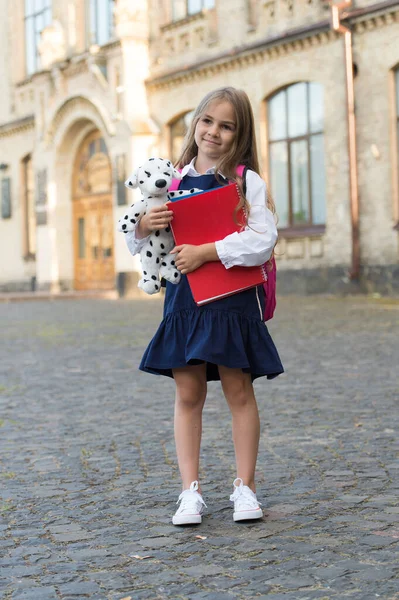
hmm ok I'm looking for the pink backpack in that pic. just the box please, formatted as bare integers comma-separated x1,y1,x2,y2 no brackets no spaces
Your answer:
169,165,276,321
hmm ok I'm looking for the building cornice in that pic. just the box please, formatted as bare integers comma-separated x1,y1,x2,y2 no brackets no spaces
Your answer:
161,10,205,32
146,20,332,89
0,115,35,138
146,0,399,90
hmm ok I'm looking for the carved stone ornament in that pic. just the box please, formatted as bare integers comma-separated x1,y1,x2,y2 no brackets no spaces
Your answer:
114,0,148,38
38,21,66,70
114,0,146,24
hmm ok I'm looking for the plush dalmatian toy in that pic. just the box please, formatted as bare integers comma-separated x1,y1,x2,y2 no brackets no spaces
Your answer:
118,157,201,295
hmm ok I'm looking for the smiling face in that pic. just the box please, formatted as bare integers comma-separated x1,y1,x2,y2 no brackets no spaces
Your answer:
194,99,237,171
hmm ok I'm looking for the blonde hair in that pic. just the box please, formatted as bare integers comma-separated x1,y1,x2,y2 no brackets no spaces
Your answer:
176,86,276,216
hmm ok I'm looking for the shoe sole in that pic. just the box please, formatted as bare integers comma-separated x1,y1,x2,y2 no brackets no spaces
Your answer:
233,508,263,521
172,514,202,525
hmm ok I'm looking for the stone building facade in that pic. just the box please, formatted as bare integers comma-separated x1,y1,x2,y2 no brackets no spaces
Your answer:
0,0,398,295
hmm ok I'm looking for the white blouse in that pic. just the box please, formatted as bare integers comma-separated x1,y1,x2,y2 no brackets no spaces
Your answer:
124,159,278,268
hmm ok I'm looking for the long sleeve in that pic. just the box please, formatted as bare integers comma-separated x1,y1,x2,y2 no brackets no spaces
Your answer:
124,229,150,256
215,170,278,268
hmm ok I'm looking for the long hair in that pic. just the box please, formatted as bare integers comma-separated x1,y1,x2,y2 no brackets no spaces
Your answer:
175,87,276,216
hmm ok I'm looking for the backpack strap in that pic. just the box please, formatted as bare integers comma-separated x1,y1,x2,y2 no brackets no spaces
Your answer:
169,168,183,192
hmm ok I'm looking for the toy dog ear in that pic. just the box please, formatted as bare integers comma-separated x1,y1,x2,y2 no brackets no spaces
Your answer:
172,167,182,180
124,170,139,189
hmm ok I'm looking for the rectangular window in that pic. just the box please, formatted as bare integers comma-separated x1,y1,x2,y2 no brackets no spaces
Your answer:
78,218,86,259
290,140,309,224
22,156,36,258
24,0,52,76
268,92,287,141
1,178,11,219
89,0,114,46
171,0,215,21
287,83,308,138
115,154,127,206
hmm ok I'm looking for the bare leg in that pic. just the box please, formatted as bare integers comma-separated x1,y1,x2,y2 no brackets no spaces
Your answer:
173,364,207,491
218,366,260,492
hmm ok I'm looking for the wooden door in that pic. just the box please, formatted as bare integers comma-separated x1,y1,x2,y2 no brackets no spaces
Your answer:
72,131,115,290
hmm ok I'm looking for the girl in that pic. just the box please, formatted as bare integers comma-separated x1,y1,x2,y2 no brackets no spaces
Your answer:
125,87,284,525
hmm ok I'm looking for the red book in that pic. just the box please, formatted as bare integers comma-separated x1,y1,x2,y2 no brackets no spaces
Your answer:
170,183,267,306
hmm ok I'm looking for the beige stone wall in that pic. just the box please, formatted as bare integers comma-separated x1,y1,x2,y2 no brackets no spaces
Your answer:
0,125,35,285
149,0,330,76
353,14,399,265
0,0,398,292
0,0,156,291
147,31,353,270
146,0,399,275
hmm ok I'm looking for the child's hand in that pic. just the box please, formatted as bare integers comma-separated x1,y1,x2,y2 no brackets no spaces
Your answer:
146,205,174,230
170,244,206,274
138,205,174,237
171,243,218,274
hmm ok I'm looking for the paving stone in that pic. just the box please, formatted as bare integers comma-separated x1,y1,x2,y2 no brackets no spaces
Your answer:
9,587,58,600
1,296,398,599
189,593,237,600
180,564,225,576
264,573,316,588
57,581,102,596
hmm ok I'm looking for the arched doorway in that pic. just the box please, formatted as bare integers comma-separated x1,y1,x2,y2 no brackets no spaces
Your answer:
72,130,115,290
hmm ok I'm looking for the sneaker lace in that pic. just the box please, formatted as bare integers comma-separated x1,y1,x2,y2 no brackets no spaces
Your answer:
176,480,207,512
229,478,261,509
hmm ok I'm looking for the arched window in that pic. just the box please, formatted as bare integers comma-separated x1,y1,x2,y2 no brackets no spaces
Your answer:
169,110,195,163
268,82,326,230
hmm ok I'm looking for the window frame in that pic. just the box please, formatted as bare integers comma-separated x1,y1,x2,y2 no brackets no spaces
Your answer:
267,82,326,234
88,0,114,47
21,154,36,260
171,0,215,22
24,0,52,76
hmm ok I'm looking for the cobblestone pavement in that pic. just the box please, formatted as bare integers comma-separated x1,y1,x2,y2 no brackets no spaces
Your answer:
0,295,398,600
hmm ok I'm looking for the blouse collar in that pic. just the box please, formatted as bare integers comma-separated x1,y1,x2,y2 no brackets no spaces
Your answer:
180,158,227,179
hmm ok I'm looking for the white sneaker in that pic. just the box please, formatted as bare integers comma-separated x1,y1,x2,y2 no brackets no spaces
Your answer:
230,478,263,521
172,480,206,525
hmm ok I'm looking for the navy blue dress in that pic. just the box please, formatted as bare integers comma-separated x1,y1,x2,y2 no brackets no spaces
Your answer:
139,173,284,381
